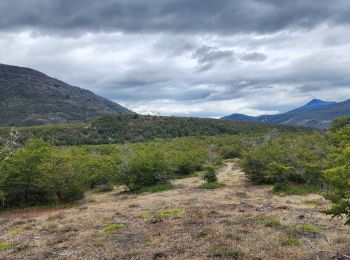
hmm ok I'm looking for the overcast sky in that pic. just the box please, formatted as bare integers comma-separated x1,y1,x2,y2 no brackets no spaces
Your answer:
1,0,350,117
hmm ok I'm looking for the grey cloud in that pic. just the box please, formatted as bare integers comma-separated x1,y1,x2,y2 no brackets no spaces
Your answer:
1,1,350,118
1,0,350,35
240,52,267,62
193,46,234,71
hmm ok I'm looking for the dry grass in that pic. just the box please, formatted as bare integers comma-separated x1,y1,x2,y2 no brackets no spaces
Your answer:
0,159,349,259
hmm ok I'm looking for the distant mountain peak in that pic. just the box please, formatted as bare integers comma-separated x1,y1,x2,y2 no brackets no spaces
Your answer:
300,99,336,110
222,98,349,129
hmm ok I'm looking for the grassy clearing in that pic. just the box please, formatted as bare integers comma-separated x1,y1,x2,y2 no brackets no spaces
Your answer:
198,182,224,189
0,242,11,251
9,226,29,235
157,209,185,217
254,216,281,227
281,237,301,246
101,224,124,233
287,224,323,237
211,245,244,259
273,183,322,195
133,183,174,194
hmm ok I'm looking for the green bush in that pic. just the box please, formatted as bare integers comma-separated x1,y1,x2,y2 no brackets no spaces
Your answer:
39,149,87,203
118,145,172,191
0,138,52,206
323,124,350,224
273,182,321,195
241,132,329,185
202,165,218,183
133,183,173,193
199,182,224,189
220,145,241,159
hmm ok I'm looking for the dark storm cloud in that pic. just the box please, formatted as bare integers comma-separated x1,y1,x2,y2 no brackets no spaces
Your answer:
1,1,350,118
1,0,350,35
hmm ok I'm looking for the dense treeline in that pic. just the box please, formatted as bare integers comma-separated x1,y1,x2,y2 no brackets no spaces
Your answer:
241,117,350,224
0,114,309,146
0,135,248,207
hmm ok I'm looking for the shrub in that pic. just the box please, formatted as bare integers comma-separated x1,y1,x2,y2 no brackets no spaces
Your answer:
39,149,87,203
220,145,241,159
118,146,172,191
0,138,51,206
133,183,173,194
273,182,321,195
323,119,350,224
199,182,224,189
241,133,329,185
202,165,217,183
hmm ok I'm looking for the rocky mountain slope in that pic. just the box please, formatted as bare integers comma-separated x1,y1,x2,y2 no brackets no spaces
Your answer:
0,64,133,126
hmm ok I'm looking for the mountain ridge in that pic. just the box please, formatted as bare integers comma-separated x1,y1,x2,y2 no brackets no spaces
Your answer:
0,63,133,126
222,99,350,129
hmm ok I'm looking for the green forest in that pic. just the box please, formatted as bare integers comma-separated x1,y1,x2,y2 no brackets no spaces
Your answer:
0,116,349,224
0,114,308,146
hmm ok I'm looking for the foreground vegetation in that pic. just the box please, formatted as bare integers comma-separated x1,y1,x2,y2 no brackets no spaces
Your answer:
0,160,348,259
0,116,349,225
0,134,248,208
241,117,350,223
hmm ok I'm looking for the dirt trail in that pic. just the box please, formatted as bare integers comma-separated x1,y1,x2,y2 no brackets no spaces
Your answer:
217,159,245,186
172,159,244,189
1,159,349,260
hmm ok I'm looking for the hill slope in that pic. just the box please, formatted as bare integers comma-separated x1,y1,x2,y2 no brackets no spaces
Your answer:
222,99,350,129
0,63,133,126
0,114,309,146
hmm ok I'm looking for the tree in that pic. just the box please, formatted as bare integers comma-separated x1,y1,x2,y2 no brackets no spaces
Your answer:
202,165,217,183
118,145,171,191
323,119,350,224
39,149,87,203
0,139,51,206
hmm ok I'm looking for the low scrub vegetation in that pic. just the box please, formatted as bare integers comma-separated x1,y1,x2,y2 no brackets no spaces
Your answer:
241,117,350,224
0,116,349,225
0,135,246,208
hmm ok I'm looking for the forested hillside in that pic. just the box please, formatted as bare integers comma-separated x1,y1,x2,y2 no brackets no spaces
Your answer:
0,114,308,146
